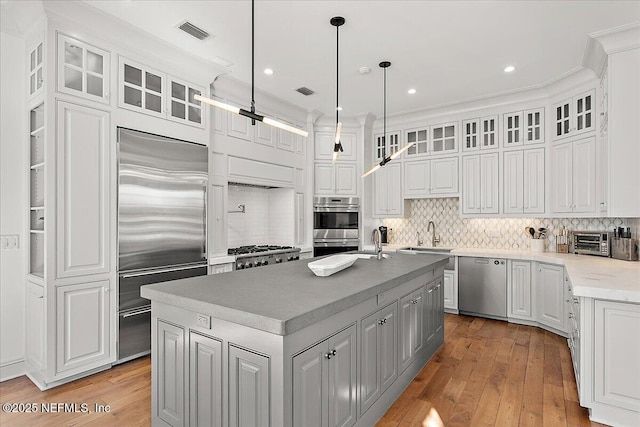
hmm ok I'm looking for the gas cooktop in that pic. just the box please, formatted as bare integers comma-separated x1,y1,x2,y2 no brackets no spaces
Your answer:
228,245,299,256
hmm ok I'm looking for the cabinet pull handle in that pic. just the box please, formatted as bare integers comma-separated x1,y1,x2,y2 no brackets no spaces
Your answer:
572,297,579,303
568,313,574,319
37,295,44,299
378,319,384,325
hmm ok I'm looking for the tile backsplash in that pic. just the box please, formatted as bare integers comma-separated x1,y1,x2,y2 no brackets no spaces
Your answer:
383,198,639,252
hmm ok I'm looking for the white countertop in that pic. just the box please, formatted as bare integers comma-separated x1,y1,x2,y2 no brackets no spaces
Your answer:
376,244,640,303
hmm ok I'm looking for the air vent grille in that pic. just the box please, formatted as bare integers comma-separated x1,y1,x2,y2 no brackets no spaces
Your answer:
178,21,210,41
295,87,315,96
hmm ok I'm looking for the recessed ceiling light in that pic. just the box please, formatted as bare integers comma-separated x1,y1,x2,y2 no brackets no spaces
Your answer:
359,66,371,75
337,106,343,111
504,65,516,73
408,88,416,94
264,68,274,75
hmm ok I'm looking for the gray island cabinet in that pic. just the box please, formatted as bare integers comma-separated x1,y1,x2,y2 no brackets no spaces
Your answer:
141,253,448,427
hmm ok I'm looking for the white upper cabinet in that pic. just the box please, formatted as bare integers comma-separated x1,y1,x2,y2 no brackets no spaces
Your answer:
550,137,596,214
278,121,305,153
314,163,357,196
524,108,545,144
373,163,403,217
315,131,357,161
480,116,499,150
462,119,480,152
57,34,110,104
119,57,165,117
503,148,544,214
167,77,205,128
404,157,458,198
28,40,45,99
374,132,401,161
503,111,523,147
462,152,499,215
405,128,429,157
430,122,458,154
552,90,595,141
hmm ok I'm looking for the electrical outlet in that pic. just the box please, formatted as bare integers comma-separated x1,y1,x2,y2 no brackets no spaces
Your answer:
196,313,211,329
1,235,19,249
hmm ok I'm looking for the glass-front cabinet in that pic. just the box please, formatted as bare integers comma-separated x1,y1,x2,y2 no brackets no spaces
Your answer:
480,116,498,149
524,108,544,144
431,123,457,154
405,128,428,157
119,57,165,117
504,111,523,147
57,34,110,103
462,119,479,151
552,90,595,141
168,77,204,128
28,41,44,98
374,132,400,160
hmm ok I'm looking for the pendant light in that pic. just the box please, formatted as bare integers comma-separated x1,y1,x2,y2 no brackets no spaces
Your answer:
331,16,345,163
362,61,415,178
195,0,308,138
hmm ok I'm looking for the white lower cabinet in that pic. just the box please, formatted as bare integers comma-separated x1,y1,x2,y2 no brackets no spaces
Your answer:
508,261,532,320
229,346,270,427
373,163,403,217
443,270,457,312
25,281,45,371
360,302,397,415
425,278,444,346
189,332,223,427
399,286,425,373
292,324,357,427
56,280,111,374
535,263,566,333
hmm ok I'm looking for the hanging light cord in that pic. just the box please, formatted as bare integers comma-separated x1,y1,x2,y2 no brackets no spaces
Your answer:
250,0,255,120
336,22,339,130
382,64,386,160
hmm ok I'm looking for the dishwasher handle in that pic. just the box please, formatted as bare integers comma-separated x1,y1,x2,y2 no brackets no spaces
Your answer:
473,258,505,265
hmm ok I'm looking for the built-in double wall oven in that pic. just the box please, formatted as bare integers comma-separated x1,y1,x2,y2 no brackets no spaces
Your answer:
313,197,360,257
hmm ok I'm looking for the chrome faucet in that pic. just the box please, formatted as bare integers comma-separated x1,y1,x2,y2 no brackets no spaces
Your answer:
372,228,383,260
416,231,423,246
427,221,441,247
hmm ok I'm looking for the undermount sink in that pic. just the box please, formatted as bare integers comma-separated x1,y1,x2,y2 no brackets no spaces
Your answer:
398,247,451,253
355,252,392,259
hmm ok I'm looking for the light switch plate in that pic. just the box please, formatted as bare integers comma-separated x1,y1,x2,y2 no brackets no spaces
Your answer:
196,313,211,329
1,235,19,250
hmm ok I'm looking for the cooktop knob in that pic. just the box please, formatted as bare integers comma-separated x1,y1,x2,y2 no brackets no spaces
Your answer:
287,256,293,261
263,260,269,265
275,258,282,263
236,263,244,269
245,262,253,268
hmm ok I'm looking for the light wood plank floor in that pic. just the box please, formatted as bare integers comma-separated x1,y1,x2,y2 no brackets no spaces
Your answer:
0,314,604,426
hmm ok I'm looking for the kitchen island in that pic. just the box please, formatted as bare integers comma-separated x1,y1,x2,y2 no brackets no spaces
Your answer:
141,253,448,427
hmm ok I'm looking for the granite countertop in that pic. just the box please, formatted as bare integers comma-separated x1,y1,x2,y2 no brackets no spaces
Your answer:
142,253,448,336
375,243,640,303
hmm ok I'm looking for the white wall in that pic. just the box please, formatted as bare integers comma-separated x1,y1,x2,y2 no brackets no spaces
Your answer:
0,31,26,380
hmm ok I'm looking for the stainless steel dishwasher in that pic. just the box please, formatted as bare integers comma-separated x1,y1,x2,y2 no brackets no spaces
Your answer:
458,257,507,320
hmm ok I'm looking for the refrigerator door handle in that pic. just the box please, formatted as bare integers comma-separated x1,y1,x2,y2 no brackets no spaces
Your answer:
120,263,207,279
121,306,152,318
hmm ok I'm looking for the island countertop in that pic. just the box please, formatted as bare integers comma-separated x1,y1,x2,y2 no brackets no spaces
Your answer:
141,253,448,336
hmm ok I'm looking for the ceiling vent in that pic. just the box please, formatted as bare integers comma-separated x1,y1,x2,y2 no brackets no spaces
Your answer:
178,21,210,41
295,87,315,96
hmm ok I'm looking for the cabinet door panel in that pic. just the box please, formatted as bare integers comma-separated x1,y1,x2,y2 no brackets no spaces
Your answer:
462,155,481,214
190,332,222,427
386,163,403,215
229,346,270,427
227,113,252,141
503,150,524,214
536,264,565,332
443,271,456,311
572,137,596,213
335,164,357,195
328,325,357,427
399,294,414,372
314,163,335,195
210,184,226,255
373,167,388,216
412,288,425,355
404,160,429,197
293,341,327,427
379,303,398,393
430,157,458,194
551,143,573,213
509,261,532,319
480,153,499,213
56,102,110,278
26,282,45,369
360,311,380,413
56,280,110,373
523,148,545,214
156,320,184,426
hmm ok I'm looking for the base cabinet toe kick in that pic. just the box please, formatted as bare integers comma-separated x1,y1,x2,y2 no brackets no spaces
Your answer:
147,269,445,427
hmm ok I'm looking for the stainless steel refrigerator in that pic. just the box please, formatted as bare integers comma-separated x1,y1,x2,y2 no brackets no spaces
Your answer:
117,128,208,363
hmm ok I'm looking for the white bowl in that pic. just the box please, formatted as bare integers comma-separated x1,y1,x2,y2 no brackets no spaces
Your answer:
308,254,358,277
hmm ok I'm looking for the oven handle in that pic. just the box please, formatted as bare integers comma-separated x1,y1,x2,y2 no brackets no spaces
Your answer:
314,240,360,248
313,206,359,212
120,306,152,318
119,263,207,279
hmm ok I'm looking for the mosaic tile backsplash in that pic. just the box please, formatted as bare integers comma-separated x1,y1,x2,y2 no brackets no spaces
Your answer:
382,198,639,252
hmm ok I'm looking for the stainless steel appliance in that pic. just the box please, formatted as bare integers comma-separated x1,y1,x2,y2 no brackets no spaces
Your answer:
313,197,359,256
573,231,612,257
117,128,208,363
458,257,507,320
229,245,301,270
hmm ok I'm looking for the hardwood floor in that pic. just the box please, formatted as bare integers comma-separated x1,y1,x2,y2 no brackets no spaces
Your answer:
0,314,603,426
376,314,604,427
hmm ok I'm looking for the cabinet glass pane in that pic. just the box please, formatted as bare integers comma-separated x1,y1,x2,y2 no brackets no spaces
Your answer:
418,130,427,140
434,140,443,152
563,104,569,117
30,50,36,72
86,51,103,74
64,67,83,91
124,86,142,107
146,72,162,93
30,75,36,95
535,128,540,140
585,95,591,110
445,126,454,137
433,128,443,139
172,101,185,119
585,112,591,128
188,88,201,104
407,145,416,155
407,132,416,143
36,68,43,90
146,92,162,112
417,143,427,154
556,122,561,136
36,43,42,64
556,106,561,120
172,82,185,100
577,98,583,114
563,120,569,134
124,64,142,86
188,106,201,123
535,112,540,125
577,116,583,130
445,138,455,150
65,42,83,67
86,74,103,97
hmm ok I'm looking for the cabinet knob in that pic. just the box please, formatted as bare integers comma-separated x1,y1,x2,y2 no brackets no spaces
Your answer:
104,288,109,293
568,313,574,319
572,297,579,304
37,295,44,299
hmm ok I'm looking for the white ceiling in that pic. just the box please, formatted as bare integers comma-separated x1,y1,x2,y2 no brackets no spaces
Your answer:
12,1,640,118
